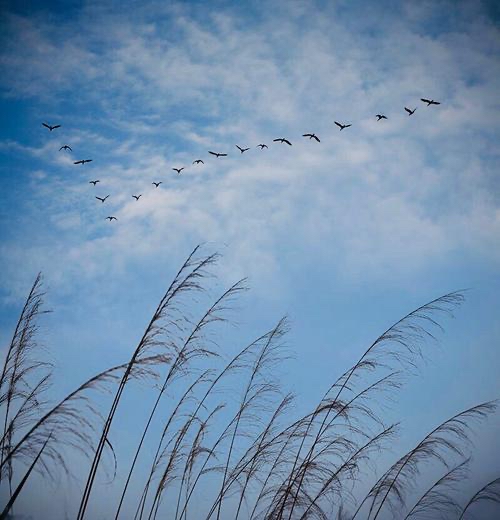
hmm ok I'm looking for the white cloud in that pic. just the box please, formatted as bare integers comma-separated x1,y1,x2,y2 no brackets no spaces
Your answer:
0,0,499,301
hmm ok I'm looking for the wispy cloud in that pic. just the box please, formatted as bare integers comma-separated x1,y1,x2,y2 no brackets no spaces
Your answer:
0,0,499,300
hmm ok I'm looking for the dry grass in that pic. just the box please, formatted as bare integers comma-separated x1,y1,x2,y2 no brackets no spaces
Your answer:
1,247,499,519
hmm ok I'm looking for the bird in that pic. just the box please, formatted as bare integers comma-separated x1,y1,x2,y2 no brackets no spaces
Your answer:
302,133,320,142
89,180,100,186
257,144,268,149
421,98,440,106
193,159,204,165
236,145,250,153
59,145,72,151
106,216,117,221
334,121,351,131
376,115,387,121
273,138,292,146
172,167,184,174
152,181,162,188
405,107,417,116
132,194,142,201
74,159,93,165
42,123,61,131
95,195,109,203
208,151,228,158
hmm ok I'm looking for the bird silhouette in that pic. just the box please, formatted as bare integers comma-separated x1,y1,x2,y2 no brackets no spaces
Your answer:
106,216,117,221
273,138,292,146
302,133,320,142
193,159,204,165
74,159,93,165
89,180,100,186
334,121,351,131
257,144,268,149
405,107,417,116
152,182,162,188
95,195,109,203
42,123,61,131
59,145,72,151
421,98,440,106
208,151,228,158
132,194,142,201
172,167,185,174
376,115,387,121
236,145,250,153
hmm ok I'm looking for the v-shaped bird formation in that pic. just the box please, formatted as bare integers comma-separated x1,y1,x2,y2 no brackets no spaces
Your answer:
42,98,440,222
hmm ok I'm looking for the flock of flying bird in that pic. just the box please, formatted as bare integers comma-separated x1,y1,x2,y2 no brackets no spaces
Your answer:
42,98,441,222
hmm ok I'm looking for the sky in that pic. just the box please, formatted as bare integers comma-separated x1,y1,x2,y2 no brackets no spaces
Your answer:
0,0,499,518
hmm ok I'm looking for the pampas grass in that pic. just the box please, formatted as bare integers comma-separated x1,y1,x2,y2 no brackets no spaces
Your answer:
1,247,499,519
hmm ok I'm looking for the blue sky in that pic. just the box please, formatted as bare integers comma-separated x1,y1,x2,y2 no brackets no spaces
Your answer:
0,0,499,518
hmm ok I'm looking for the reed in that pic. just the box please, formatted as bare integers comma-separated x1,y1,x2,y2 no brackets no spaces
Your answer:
1,250,499,519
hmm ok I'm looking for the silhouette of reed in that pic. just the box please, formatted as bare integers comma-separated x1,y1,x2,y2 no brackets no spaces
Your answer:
1,248,499,519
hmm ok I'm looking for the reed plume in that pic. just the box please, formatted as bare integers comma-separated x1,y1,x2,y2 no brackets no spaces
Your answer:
76,246,220,519
459,477,500,519
0,273,51,496
2,258,499,520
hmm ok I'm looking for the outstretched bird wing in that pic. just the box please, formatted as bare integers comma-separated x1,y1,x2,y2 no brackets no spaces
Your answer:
42,123,50,129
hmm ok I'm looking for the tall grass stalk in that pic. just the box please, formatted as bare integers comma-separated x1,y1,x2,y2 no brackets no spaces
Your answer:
2,253,499,520
76,246,219,519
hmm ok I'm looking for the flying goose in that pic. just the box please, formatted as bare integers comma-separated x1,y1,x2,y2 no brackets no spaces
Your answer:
152,181,162,188
59,145,72,151
273,138,292,146
236,145,250,153
334,121,351,131
132,194,142,201
89,180,100,186
376,114,387,121
42,123,61,131
421,98,440,106
405,107,417,116
172,167,184,174
74,159,93,165
106,216,117,221
95,195,109,203
302,133,320,142
208,151,228,158
193,159,204,164
257,144,268,149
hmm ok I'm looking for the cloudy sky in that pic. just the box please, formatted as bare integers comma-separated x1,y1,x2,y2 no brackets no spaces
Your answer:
0,0,499,518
